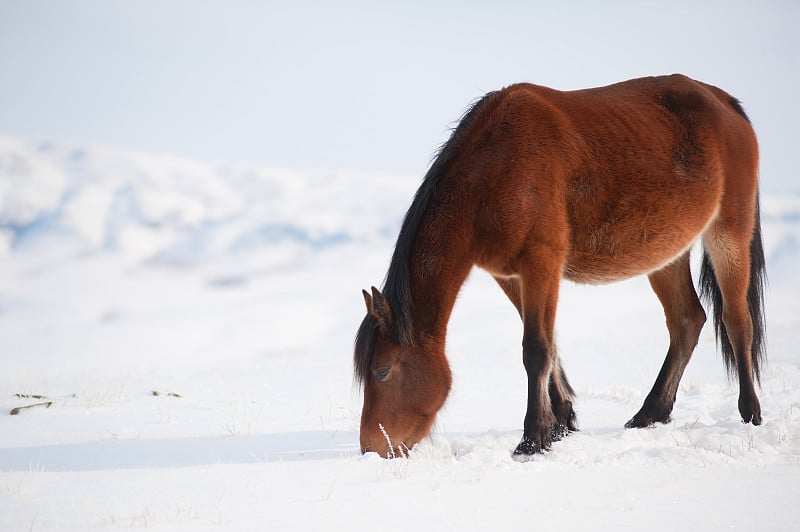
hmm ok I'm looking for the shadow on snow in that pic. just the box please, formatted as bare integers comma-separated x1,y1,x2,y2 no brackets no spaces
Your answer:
0,431,360,472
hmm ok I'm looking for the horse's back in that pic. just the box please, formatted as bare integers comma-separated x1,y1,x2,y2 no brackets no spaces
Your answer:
468,75,758,284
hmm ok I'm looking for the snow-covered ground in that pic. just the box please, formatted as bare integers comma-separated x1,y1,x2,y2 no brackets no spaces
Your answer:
1,136,798,531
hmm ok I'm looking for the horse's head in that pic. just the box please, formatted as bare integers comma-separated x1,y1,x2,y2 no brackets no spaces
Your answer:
356,287,451,458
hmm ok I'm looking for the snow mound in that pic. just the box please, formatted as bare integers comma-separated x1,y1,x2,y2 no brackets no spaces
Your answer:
0,136,416,264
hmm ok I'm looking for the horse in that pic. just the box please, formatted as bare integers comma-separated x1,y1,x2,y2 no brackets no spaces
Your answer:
354,74,766,459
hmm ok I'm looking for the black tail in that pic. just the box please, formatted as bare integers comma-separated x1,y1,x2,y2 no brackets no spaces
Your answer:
699,196,767,382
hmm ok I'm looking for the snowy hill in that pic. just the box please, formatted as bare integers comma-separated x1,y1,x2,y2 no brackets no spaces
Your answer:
0,136,414,263
1,137,798,531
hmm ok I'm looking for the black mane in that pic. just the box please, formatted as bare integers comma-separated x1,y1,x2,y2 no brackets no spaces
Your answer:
353,90,501,384
728,96,751,124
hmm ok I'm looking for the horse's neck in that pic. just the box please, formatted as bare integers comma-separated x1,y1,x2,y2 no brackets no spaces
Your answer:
408,212,473,343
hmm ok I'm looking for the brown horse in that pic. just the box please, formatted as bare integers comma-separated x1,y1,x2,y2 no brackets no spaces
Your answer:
354,74,766,458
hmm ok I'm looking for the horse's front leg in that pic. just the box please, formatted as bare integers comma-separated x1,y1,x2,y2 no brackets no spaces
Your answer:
494,274,577,448
514,334,559,457
513,256,564,458
549,355,578,438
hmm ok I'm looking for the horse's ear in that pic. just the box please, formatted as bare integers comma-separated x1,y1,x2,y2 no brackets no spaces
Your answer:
362,286,394,337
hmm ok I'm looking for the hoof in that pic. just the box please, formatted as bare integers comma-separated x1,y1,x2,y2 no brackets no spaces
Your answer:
625,402,672,429
512,423,572,460
512,436,545,459
739,395,762,425
553,401,579,433
549,422,571,442
625,414,672,429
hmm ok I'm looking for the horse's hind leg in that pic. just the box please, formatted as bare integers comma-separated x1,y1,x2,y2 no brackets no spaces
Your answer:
626,251,707,428
702,223,762,425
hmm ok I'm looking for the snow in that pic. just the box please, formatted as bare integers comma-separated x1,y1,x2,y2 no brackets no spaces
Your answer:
1,136,799,531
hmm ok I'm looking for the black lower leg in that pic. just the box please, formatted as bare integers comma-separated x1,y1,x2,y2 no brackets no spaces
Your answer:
514,336,559,456
550,369,577,435
738,372,762,425
625,357,681,428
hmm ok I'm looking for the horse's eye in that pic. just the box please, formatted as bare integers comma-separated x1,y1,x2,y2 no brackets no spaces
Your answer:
375,366,390,382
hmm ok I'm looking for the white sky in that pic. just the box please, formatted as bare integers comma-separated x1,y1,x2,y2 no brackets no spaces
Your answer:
1,1,797,191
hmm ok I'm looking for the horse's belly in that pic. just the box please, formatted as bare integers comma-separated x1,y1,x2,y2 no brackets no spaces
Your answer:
563,245,689,284
562,208,714,284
